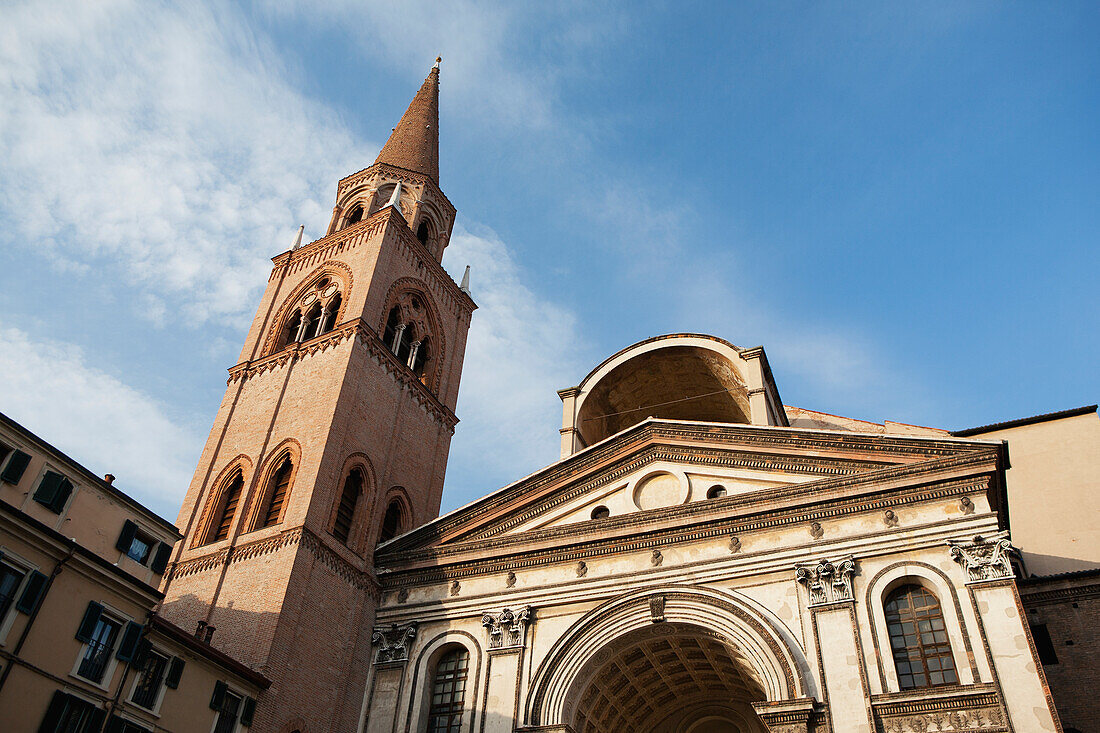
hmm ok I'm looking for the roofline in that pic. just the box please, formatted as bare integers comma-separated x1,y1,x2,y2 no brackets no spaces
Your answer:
1017,567,1100,585
381,416,1005,553
149,615,271,688
951,405,1097,437
0,411,181,538
0,498,164,599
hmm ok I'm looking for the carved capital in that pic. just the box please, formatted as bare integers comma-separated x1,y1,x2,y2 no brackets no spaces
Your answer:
371,621,418,664
753,697,816,733
795,556,857,606
481,606,532,650
948,533,1017,583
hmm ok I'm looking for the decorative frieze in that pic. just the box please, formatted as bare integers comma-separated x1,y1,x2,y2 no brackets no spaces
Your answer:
795,557,857,606
372,622,418,664
948,534,1016,583
482,607,532,649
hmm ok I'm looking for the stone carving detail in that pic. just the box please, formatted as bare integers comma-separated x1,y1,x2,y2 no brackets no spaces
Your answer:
948,534,1016,583
883,509,898,527
576,561,588,577
795,557,857,606
809,521,824,539
651,549,664,567
959,496,975,515
506,571,516,588
482,607,532,649
729,534,742,553
371,622,418,664
878,706,1007,732
449,580,461,596
649,595,666,623
396,587,409,604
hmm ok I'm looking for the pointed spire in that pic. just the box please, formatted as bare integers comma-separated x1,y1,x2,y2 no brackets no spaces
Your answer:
459,265,471,294
291,225,304,250
375,59,441,182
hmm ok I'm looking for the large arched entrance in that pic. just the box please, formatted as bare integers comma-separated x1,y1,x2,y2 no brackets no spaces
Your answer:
527,586,812,732
566,623,767,733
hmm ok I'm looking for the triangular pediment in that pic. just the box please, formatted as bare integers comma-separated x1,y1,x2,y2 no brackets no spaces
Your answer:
378,419,1000,565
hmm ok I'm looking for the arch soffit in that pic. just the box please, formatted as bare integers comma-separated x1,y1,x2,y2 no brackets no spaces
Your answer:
527,585,808,726
263,261,354,356
571,334,750,428
864,560,978,689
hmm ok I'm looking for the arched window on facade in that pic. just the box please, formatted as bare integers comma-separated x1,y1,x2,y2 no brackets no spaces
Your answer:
344,204,363,228
332,468,363,544
282,311,302,350
302,302,324,341
590,505,610,520
378,500,404,544
706,485,727,499
382,293,436,384
426,647,470,733
259,456,293,528
884,584,958,689
276,278,344,352
210,472,244,543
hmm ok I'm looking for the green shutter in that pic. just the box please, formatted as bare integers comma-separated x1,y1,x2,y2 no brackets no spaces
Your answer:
165,656,185,689
115,520,138,553
51,477,73,513
210,680,228,710
37,690,68,733
32,471,64,510
240,696,256,727
15,570,48,614
116,621,143,662
1,450,30,484
86,705,107,731
150,542,172,575
75,601,104,643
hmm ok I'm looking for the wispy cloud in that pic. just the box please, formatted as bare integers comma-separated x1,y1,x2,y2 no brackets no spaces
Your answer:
0,325,200,518
0,0,363,324
442,223,587,505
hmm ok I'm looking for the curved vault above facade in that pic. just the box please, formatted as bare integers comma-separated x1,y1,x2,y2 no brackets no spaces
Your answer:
558,334,788,458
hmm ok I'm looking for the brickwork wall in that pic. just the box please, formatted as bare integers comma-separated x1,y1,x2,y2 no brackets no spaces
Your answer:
1020,574,1100,732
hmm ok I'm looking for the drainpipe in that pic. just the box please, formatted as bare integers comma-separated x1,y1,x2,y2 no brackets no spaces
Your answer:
0,544,77,694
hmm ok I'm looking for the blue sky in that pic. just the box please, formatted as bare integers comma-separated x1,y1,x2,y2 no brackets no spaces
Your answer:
1,1,1096,520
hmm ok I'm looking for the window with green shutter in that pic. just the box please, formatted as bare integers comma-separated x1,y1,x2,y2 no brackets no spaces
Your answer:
1,449,31,484
33,471,73,513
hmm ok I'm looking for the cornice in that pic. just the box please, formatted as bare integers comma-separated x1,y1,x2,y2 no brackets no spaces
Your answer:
337,162,455,216
225,321,458,431
167,526,380,595
375,474,991,586
383,420,998,553
1018,581,1100,606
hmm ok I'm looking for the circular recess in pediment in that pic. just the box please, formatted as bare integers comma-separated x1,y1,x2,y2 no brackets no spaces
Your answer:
632,471,688,511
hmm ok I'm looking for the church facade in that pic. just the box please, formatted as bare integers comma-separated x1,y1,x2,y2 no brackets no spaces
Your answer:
149,63,1096,733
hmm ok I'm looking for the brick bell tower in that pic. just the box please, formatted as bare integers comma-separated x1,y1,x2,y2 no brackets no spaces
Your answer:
160,60,474,733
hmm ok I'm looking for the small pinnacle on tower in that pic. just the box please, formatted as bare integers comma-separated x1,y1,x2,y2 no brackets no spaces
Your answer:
459,265,471,294
292,225,304,250
386,181,403,210
434,56,442,69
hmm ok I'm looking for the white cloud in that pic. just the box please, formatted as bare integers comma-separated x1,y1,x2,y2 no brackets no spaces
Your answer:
442,223,587,501
0,0,364,325
0,325,200,518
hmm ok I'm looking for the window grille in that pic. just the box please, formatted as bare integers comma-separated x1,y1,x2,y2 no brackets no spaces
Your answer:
427,648,470,733
885,584,958,689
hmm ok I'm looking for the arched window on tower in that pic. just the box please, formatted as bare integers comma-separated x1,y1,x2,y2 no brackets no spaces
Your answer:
282,311,302,349
410,336,430,378
384,306,402,352
210,472,244,543
426,647,470,733
332,468,363,545
378,499,404,544
395,323,414,365
322,293,342,332
302,303,324,341
344,204,363,228
416,220,431,246
884,584,958,689
259,456,293,528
